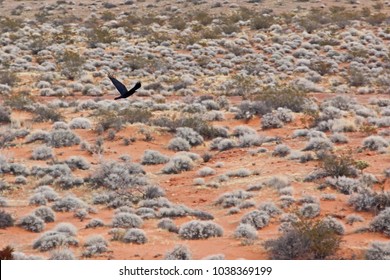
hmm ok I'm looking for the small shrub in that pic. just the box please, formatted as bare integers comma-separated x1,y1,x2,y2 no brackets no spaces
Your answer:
365,241,390,260
320,152,357,178
74,209,88,221
59,50,86,80
111,212,143,228
162,155,194,174
143,185,165,200
348,188,377,211
3,91,35,110
49,249,76,260
15,175,27,185
320,194,336,201
345,214,364,225
0,105,11,123
238,134,263,148
197,167,216,177
251,15,275,30
157,218,179,233
82,235,108,257
330,133,349,143
175,127,204,146
29,193,48,206
348,67,369,87
34,206,55,222
267,176,290,189
69,117,92,129
25,130,50,144
34,186,59,202
202,254,225,260
326,176,362,195
299,203,321,218
217,138,236,151
265,218,342,259
232,126,257,137
54,223,78,236
122,228,147,244
193,178,205,185
31,145,53,160
234,224,258,242
85,219,104,228
261,112,284,129
321,216,345,235
0,210,14,229
240,210,270,229
258,202,283,217
17,214,45,232
52,195,87,212
302,137,333,151
167,137,191,151
49,129,80,148
265,226,311,260
65,156,90,170
362,136,389,151
191,210,214,220
164,245,192,260
141,150,169,165
201,152,213,163
0,197,7,207
370,208,390,236
178,220,223,240
272,144,291,157
90,160,146,190
159,206,189,218
226,168,251,178
32,230,78,252
120,107,152,125
12,252,43,260
33,105,63,123
254,86,309,113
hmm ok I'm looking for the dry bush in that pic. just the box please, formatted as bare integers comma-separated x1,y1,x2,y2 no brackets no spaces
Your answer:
86,27,115,48
251,15,276,30
3,91,35,110
320,152,358,178
0,70,19,87
265,217,342,259
253,86,309,113
178,220,223,240
58,50,86,80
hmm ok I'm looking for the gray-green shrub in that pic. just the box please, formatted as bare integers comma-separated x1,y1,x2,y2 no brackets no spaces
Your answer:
178,220,223,240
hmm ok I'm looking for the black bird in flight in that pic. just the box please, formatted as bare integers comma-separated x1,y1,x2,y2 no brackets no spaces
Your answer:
108,75,141,100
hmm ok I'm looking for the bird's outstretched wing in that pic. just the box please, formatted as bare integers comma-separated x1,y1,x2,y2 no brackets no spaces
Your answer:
108,75,128,96
127,81,141,97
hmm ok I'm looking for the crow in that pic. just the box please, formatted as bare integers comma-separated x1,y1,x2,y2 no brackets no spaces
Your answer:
108,75,141,100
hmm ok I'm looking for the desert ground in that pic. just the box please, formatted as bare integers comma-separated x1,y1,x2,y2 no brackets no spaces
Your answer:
0,0,390,260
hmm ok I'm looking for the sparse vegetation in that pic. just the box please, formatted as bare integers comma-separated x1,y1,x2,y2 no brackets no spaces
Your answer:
1,0,390,261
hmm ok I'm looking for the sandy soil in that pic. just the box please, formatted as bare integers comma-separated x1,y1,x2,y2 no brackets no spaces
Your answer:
0,0,390,260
